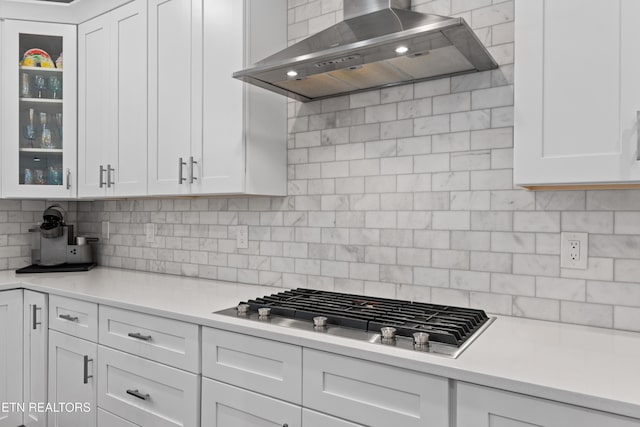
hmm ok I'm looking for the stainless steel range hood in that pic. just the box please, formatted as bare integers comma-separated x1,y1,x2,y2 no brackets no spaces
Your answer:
233,0,498,102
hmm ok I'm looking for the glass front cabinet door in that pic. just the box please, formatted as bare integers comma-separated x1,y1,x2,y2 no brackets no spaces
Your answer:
3,21,77,198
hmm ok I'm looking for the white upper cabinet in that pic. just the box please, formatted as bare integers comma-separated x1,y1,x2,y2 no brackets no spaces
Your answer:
515,0,640,187
147,0,198,196
148,0,288,197
78,0,148,198
2,21,77,199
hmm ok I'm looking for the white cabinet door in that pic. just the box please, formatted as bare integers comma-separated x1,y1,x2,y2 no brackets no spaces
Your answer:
457,382,640,427
197,0,287,196
148,0,199,196
201,378,301,427
0,290,23,427
110,0,148,197
78,14,110,199
23,291,48,427
48,330,97,427
79,0,147,198
197,0,244,194
514,0,640,186
2,21,77,199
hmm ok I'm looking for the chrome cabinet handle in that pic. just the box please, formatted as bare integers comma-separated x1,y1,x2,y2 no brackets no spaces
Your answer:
32,304,41,330
66,169,71,190
99,165,106,188
107,164,115,188
126,389,150,401
178,157,187,184
637,111,640,161
189,156,198,184
83,355,93,384
59,314,78,322
128,332,152,341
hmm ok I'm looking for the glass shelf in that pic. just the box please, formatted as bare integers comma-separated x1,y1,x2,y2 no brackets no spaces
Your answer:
20,148,63,154
20,98,63,104
20,66,62,73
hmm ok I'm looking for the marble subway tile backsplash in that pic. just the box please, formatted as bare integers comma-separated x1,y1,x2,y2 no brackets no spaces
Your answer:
73,0,640,332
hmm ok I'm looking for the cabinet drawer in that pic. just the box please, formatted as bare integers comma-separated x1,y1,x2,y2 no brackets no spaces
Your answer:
303,409,364,427
49,295,98,342
202,378,301,427
97,346,199,427
202,328,302,404
99,305,200,373
303,349,449,427
98,408,138,427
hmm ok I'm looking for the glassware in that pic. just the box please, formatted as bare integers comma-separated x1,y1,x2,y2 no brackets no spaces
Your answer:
54,113,63,148
48,76,61,99
23,108,36,148
39,112,53,149
47,166,62,185
34,75,46,98
21,73,32,98
34,169,45,185
24,169,33,185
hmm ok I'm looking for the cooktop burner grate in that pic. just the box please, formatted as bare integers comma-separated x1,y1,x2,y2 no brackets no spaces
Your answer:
242,288,490,347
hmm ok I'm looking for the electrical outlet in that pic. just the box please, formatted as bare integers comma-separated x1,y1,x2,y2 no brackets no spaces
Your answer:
145,223,155,243
237,225,249,249
561,232,588,269
101,221,110,240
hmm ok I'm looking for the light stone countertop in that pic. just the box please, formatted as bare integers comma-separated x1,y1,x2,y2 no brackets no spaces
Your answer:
1,267,639,420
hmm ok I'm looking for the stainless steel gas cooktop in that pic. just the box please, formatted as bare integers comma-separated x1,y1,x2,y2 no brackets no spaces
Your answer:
216,288,494,359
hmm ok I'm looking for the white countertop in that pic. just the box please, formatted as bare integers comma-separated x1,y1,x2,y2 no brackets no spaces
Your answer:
2,267,640,420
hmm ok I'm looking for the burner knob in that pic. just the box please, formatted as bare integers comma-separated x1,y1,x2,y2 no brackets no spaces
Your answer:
313,316,328,328
236,304,250,315
413,332,430,347
258,307,271,318
380,327,397,340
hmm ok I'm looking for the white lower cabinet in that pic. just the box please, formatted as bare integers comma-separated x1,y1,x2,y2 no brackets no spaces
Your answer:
457,382,640,427
23,290,48,427
302,410,364,427
48,330,97,427
97,346,200,427
303,349,449,427
0,290,23,427
201,378,301,427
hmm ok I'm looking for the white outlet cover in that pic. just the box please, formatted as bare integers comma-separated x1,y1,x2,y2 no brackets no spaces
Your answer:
237,225,249,249
561,232,588,270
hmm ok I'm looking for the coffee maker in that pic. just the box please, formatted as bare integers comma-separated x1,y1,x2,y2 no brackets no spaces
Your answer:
17,205,97,273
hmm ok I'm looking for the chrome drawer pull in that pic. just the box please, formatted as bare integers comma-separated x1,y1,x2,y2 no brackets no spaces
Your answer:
59,314,79,322
83,355,93,384
126,389,150,401
128,332,152,341
32,304,41,330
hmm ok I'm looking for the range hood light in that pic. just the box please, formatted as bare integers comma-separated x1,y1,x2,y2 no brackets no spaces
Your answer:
286,70,298,78
395,46,409,54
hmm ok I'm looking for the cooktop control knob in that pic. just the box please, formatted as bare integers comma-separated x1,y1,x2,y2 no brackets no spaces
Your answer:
236,304,250,315
413,332,430,348
313,316,328,328
380,327,397,340
258,307,271,318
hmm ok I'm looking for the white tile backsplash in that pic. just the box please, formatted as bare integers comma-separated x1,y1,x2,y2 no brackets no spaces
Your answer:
70,0,640,333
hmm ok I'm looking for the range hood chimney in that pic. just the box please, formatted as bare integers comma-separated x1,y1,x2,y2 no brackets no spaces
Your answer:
233,0,498,103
